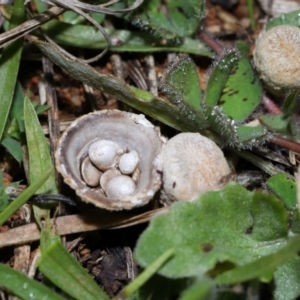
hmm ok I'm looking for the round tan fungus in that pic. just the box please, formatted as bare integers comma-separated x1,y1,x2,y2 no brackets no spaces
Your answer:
161,133,231,204
253,25,300,92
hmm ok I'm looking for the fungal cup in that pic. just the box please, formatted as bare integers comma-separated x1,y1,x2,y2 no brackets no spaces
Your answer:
55,110,165,210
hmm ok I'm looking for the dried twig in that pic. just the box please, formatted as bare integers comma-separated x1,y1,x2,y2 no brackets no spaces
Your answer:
42,57,60,171
0,6,64,48
0,207,169,248
42,0,143,15
144,55,158,96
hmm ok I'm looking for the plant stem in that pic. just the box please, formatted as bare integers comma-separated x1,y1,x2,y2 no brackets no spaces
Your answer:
247,0,255,31
198,31,223,55
262,94,282,115
270,135,300,155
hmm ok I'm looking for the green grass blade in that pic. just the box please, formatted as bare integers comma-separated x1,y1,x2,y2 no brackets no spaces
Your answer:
247,0,255,30
0,0,25,141
0,263,65,300
178,278,213,300
116,248,174,299
38,241,110,300
24,96,58,226
215,235,300,285
0,169,52,226
24,96,58,194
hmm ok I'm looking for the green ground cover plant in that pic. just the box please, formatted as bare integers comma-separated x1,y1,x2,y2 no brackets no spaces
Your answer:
1,0,300,299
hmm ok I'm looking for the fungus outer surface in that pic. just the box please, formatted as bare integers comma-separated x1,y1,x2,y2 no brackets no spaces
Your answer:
253,25,300,92
162,132,231,204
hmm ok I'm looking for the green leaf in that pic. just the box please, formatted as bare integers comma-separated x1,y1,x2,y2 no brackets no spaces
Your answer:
0,190,9,212
251,192,288,241
282,90,300,117
0,0,26,141
0,170,52,226
135,183,290,278
236,125,268,145
266,10,300,30
178,277,214,300
273,256,300,300
33,0,48,13
159,55,207,129
24,97,58,195
8,81,24,121
217,56,262,121
38,241,110,300
0,179,20,213
1,137,23,163
266,174,297,209
62,11,85,24
35,104,51,115
130,0,205,40
160,55,202,112
236,40,250,57
2,81,25,141
259,114,290,133
43,20,212,56
206,52,239,107
24,96,58,226
0,263,65,300
134,274,190,300
247,0,255,30
206,73,267,147
0,170,9,212
215,234,300,285
206,51,262,122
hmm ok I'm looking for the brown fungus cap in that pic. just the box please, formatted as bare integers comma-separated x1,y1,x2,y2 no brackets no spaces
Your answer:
55,110,165,211
253,25,300,93
161,133,231,205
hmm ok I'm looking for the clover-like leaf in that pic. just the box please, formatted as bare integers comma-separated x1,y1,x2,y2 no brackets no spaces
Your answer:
206,51,262,122
259,114,290,133
130,0,205,41
236,125,267,146
159,54,207,128
205,50,266,147
135,183,290,278
267,174,297,209
161,54,202,111
266,10,300,30
274,257,300,300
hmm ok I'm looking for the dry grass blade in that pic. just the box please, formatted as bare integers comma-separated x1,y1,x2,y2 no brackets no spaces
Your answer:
45,0,111,63
0,207,170,248
0,6,64,48
0,0,144,62
42,0,143,63
43,0,144,14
